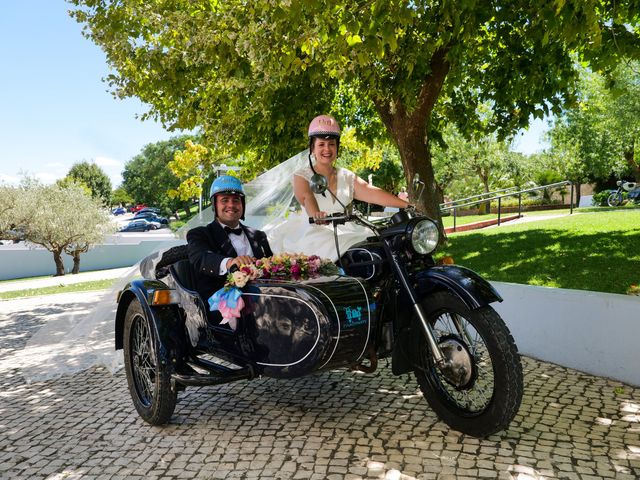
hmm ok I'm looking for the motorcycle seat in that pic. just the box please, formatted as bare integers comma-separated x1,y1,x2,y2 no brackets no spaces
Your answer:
170,259,198,292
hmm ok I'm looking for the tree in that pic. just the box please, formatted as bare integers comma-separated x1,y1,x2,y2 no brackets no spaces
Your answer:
111,187,133,207
549,60,640,187
70,0,640,224
0,184,18,238
66,161,112,204
167,140,213,205
122,136,196,217
9,179,114,276
64,207,116,274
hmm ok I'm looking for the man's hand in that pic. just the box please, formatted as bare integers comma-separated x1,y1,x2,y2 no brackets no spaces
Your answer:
226,255,255,270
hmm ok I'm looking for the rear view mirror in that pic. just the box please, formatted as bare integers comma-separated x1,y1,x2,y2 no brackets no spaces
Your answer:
310,174,328,194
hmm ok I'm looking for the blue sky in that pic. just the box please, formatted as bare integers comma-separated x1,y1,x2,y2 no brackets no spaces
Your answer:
0,1,546,189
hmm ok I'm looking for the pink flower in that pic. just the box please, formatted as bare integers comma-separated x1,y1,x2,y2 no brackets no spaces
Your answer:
291,264,301,275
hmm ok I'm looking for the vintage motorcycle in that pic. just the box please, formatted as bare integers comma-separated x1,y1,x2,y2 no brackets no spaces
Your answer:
607,180,640,207
115,175,523,437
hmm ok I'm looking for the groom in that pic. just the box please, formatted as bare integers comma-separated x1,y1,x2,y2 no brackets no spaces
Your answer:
187,175,273,310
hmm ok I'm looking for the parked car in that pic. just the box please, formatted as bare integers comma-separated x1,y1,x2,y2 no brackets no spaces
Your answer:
133,211,169,225
120,219,159,232
130,204,147,213
137,207,161,215
112,207,127,215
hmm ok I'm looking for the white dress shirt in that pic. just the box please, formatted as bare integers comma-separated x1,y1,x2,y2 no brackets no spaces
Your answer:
218,222,252,275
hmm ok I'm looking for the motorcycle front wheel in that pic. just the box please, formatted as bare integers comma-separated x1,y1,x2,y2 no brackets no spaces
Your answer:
413,291,523,437
123,300,177,425
607,192,623,207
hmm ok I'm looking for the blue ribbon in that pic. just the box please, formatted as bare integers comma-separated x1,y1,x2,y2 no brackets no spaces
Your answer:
208,287,243,311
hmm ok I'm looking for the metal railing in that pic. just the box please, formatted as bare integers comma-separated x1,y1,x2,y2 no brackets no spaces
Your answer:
441,181,575,232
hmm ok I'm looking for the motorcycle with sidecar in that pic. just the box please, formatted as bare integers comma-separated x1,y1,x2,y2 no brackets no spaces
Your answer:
115,176,523,437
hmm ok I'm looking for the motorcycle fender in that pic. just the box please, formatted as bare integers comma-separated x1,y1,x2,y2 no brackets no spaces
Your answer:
115,280,189,368
415,265,502,310
391,266,502,376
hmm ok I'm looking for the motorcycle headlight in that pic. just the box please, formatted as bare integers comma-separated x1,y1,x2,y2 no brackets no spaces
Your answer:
408,219,439,254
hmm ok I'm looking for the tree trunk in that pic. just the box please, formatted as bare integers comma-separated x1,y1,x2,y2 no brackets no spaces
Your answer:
624,147,639,181
53,250,65,276
72,252,81,274
373,48,450,229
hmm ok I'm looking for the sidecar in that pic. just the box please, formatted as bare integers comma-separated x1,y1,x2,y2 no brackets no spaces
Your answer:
114,246,376,425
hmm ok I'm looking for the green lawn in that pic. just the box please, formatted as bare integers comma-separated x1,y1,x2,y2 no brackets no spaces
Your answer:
439,209,640,295
0,279,116,300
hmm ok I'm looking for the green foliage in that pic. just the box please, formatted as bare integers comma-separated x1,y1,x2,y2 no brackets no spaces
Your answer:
66,161,112,204
591,189,615,206
111,187,132,207
122,135,196,215
168,140,213,201
549,61,640,184
69,0,640,221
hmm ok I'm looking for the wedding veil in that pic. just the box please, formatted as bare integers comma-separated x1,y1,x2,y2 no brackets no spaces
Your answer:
16,150,309,382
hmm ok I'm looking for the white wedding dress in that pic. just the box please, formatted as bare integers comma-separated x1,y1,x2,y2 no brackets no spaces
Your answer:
266,165,371,261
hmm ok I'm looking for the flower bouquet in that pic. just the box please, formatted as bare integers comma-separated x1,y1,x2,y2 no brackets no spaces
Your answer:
209,253,339,329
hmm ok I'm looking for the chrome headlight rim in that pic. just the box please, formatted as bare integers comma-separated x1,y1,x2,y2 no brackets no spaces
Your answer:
407,218,439,255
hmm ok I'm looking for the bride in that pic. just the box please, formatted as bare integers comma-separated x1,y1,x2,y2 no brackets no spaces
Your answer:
267,114,411,260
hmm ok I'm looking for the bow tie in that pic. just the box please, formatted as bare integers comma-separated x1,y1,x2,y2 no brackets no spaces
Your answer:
224,226,243,236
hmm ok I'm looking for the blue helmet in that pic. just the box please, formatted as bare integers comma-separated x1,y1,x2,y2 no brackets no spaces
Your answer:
210,175,245,219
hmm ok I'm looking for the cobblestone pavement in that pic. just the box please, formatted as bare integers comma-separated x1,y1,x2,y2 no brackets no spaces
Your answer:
1,294,638,480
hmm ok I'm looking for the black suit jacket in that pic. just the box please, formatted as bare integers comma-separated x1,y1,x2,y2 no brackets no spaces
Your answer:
186,221,273,303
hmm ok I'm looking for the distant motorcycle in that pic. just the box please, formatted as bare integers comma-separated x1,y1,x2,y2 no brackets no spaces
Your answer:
608,180,640,207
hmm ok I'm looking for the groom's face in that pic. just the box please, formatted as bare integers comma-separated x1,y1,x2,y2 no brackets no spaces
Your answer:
215,194,243,226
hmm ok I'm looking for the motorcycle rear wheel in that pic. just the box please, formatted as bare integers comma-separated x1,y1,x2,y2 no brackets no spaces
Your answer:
607,192,623,207
123,300,177,425
413,291,523,437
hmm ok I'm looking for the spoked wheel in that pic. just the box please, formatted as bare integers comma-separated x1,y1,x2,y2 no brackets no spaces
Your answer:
607,192,623,207
123,300,177,425
414,291,523,437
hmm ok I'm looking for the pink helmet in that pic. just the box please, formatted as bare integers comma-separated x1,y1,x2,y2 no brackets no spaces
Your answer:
308,114,341,139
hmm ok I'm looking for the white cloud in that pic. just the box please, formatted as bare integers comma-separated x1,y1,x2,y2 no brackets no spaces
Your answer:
0,173,20,185
94,156,122,169
35,172,62,184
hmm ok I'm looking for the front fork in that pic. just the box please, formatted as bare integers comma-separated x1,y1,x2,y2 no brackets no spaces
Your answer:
386,246,446,366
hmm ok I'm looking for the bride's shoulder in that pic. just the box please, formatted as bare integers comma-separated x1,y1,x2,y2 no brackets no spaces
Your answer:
293,165,313,180
338,167,357,180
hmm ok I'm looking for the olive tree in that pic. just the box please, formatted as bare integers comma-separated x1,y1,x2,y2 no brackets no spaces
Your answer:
11,180,115,276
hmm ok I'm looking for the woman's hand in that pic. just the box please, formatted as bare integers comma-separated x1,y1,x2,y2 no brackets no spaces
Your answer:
311,210,329,225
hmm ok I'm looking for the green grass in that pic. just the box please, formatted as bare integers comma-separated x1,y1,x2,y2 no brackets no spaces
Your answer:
438,209,640,295
0,279,116,300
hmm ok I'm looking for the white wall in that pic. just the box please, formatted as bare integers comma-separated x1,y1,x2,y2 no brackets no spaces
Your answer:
491,281,640,387
0,235,184,280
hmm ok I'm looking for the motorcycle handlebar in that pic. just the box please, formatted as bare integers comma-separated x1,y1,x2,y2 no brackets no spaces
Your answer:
308,213,350,224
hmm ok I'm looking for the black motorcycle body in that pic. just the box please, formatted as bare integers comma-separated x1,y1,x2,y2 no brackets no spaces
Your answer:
115,209,523,436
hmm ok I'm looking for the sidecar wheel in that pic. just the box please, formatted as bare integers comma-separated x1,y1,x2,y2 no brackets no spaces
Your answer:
413,291,523,437
123,300,177,425
607,192,623,207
